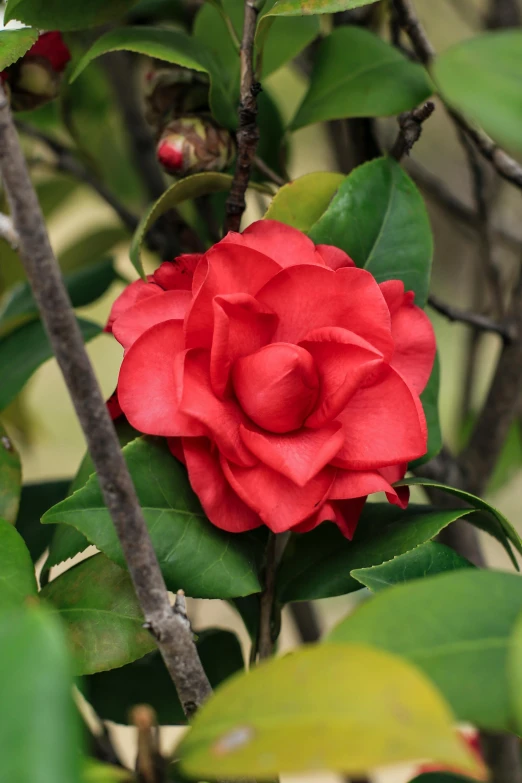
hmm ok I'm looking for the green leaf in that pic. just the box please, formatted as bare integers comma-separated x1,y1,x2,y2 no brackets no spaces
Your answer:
0,517,37,608
0,420,21,523
177,643,482,779
0,605,81,783
277,504,477,603
59,227,128,273
291,27,433,130
83,760,133,783
309,157,433,306
398,477,522,563
41,553,156,675
130,173,270,278
0,258,117,338
507,608,522,734
260,0,379,17
433,31,522,155
264,172,344,231
411,352,442,467
0,27,39,70
16,480,70,562
5,0,141,30
86,628,244,725
0,317,102,411
69,26,235,129
352,541,474,593
329,569,522,732
43,437,266,599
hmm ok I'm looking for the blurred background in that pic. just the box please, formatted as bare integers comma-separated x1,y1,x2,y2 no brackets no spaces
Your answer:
1,0,522,779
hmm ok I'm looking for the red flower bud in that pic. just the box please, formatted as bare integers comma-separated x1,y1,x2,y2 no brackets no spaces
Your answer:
3,31,71,112
157,116,235,176
27,32,71,73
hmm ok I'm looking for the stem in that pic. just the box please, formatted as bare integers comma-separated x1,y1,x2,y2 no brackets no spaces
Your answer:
258,534,277,660
428,294,515,343
224,0,261,233
390,101,435,160
0,85,211,720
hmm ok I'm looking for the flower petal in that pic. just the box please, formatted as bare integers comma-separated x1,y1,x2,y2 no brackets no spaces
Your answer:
105,278,162,333
315,244,355,270
153,255,202,291
222,458,335,532
239,422,345,487
183,438,263,532
179,349,256,467
331,468,408,508
112,290,191,350
300,326,384,428
334,365,427,469
184,243,281,349
210,293,278,398
118,321,203,437
257,264,394,358
222,219,322,267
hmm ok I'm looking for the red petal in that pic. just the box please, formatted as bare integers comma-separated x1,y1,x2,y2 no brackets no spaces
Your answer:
184,243,281,349
334,365,427,469
28,32,71,72
257,265,394,359
222,219,322,267
315,244,355,270
300,327,384,428
153,256,201,291
239,422,345,487
183,438,263,532
106,389,123,420
105,278,162,333
293,498,367,539
232,343,319,433
112,290,191,350
118,322,203,436
179,349,256,467
222,457,335,532
331,468,408,508
210,294,278,398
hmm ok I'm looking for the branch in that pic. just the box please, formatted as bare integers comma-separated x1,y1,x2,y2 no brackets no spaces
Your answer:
131,704,165,783
0,85,211,720
253,155,286,187
225,0,261,233
0,212,19,249
390,100,435,160
428,294,516,342
16,121,139,233
258,534,277,660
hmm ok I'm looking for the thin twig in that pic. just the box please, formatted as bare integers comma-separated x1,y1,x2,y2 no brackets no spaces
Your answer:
0,212,19,249
258,534,277,660
428,294,515,342
131,705,165,783
224,0,261,233
390,100,435,160
16,121,139,233
253,155,286,187
0,85,212,720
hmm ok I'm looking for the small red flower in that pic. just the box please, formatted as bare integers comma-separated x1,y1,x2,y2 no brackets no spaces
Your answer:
106,220,436,537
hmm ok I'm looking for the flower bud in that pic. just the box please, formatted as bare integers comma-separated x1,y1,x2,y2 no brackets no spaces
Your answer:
3,31,71,112
145,66,209,131
157,116,235,176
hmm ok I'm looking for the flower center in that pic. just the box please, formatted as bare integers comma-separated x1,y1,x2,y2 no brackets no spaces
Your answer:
232,343,319,433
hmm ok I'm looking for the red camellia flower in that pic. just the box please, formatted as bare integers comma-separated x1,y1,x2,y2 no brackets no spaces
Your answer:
106,220,436,538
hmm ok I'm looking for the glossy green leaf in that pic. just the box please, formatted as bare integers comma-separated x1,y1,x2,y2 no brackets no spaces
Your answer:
0,258,117,338
277,504,476,603
507,608,522,734
261,0,379,16
41,553,156,675
0,318,101,411
86,628,244,725
0,606,81,783
130,173,270,277
309,157,433,306
43,437,266,599
352,541,474,593
330,570,522,732
0,27,39,70
16,480,70,562
0,517,37,608
434,31,522,154
83,760,132,783
291,27,433,130
264,172,344,231
5,0,140,29
411,353,442,467
178,643,481,779
0,421,21,523
398,477,522,562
